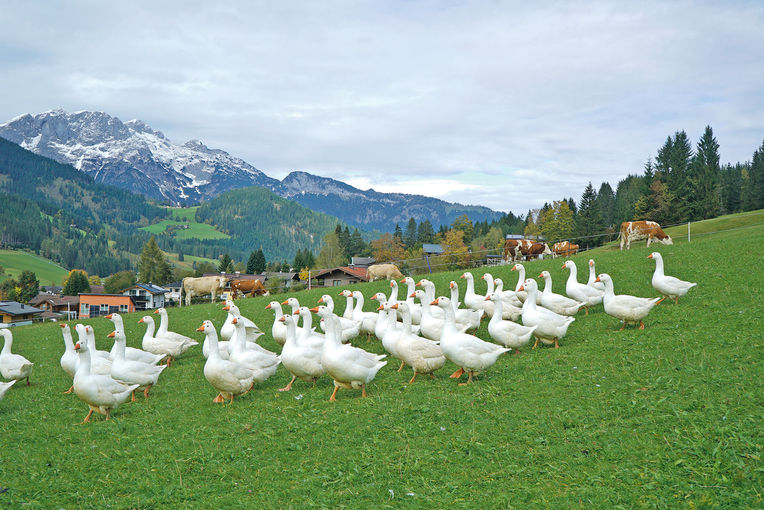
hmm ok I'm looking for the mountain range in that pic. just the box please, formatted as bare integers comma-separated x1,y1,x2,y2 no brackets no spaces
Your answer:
0,109,502,232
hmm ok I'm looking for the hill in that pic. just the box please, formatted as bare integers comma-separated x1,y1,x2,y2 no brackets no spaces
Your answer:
0,249,69,286
0,211,760,507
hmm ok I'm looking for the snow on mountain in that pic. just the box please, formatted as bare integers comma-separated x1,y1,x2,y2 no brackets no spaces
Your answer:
0,109,279,203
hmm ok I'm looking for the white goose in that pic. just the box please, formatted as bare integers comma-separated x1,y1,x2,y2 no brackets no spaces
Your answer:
153,307,197,345
72,339,138,423
511,263,542,305
416,279,445,318
59,323,79,393
0,329,34,385
0,380,15,400
265,300,288,346
221,300,263,343
432,297,510,385
518,279,575,349
597,273,663,330
317,294,361,342
75,324,113,374
587,259,606,292
485,293,537,352
314,305,387,401
391,302,445,384
108,329,167,401
448,281,482,330
338,290,355,321
105,313,165,364
277,314,324,392
538,271,585,316
294,307,328,347
400,277,423,324
411,289,470,341
197,320,256,404
649,252,697,304
459,272,486,311
492,278,523,321
488,272,523,308
377,302,406,372
228,317,280,383
139,315,196,366
351,291,378,340
562,260,604,314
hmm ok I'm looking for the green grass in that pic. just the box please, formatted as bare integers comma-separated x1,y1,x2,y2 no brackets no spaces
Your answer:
142,207,230,240
1,215,762,507
0,249,69,286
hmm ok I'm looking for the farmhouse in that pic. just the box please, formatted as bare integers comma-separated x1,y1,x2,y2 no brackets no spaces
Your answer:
28,293,79,321
0,301,43,327
312,266,369,287
79,294,135,319
164,281,183,304
121,283,167,311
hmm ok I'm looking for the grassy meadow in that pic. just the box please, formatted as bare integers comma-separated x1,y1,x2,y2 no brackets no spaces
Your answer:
141,206,230,240
0,249,69,286
1,216,762,507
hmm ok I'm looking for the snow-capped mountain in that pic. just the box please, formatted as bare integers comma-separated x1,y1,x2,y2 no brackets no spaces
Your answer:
0,109,503,230
0,109,279,203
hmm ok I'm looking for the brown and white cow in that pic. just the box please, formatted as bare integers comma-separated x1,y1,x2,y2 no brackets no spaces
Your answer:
503,239,532,262
526,242,553,260
619,221,673,250
231,278,268,298
552,241,580,258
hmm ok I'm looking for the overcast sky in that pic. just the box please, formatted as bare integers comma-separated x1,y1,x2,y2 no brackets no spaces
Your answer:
1,1,762,214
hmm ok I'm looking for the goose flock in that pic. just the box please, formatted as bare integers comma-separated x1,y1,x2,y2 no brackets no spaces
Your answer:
0,252,697,421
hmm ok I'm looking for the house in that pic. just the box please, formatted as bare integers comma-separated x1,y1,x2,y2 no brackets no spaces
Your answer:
349,257,376,268
312,266,369,287
121,283,167,311
41,285,63,295
422,244,444,255
0,301,43,327
164,281,183,304
78,294,135,319
262,272,300,290
29,293,79,321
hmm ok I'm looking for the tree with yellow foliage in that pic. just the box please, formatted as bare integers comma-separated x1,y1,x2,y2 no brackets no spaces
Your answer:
371,233,405,263
441,229,470,270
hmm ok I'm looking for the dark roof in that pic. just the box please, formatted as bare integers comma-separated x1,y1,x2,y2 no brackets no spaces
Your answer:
350,257,376,267
29,294,79,307
263,272,298,281
313,266,369,281
0,301,43,316
422,243,443,254
41,285,62,294
124,283,167,295
89,285,106,294
165,281,182,289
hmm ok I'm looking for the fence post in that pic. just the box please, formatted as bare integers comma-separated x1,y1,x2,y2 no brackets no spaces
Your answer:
687,221,691,243
308,270,311,290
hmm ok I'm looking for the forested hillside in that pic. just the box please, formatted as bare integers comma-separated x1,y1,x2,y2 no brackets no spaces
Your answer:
194,186,348,261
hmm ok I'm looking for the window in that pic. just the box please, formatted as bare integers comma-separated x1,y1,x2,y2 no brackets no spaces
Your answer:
119,304,128,313
80,303,89,316
109,306,119,314
332,280,342,286
101,304,109,312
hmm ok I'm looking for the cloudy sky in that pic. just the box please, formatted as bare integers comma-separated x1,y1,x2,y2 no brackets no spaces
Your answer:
1,1,762,214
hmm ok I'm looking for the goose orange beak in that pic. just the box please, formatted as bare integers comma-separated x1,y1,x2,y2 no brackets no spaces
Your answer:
518,285,525,291
278,316,286,322
589,260,594,266
409,292,416,298
281,300,289,305
105,314,113,319
265,303,272,309
232,318,238,324
107,331,115,338
538,273,544,278
138,318,145,323
484,296,490,301
647,254,653,259
561,263,566,269
376,305,383,311
223,306,230,311
430,299,439,305
309,307,319,313
292,310,300,315
399,278,406,283
595,276,601,282
196,324,205,332
449,282,455,288
391,303,399,309
416,281,422,287
318,297,325,303
390,281,394,288
60,324,66,328
74,343,81,350
153,310,159,314
511,266,517,271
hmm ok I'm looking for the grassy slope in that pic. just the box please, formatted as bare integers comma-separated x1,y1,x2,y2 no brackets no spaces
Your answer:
0,217,762,507
0,249,69,286
141,206,230,240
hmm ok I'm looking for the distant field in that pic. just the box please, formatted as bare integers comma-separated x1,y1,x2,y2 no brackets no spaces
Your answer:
164,252,218,272
0,249,69,286
141,207,230,240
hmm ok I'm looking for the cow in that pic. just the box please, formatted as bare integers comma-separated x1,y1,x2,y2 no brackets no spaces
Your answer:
526,242,553,260
230,279,268,299
619,221,673,250
366,263,403,282
181,276,227,306
503,239,534,262
552,241,580,258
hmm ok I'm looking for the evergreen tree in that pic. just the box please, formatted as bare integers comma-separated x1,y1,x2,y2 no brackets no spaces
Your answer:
596,182,616,227
16,270,39,303
63,270,90,296
104,270,137,293
687,125,722,220
246,251,259,274
404,217,418,249
614,175,645,223
742,140,764,211
566,198,577,217
251,249,266,274
539,202,575,242
316,232,345,269
393,224,403,244
451,214,474,244
720,163,743,214
348,229,367,257
576,182,603,248
138,236,173,284
218,253,234,273
178,250,184,262
417,220,435,244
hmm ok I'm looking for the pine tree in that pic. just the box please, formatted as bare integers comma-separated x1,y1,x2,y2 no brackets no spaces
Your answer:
576,182,603,248
246,251,259,274
16,270,39,303
348,229,367,257
404,217,417,249
417,220,435,244
567,198,577,217
393,224,403,243
687,125,722,220
596,182,616,228
138,236,173,284
450,215,474,244
743,140,764,211
63,270,90,296
251,249,266,274
218,253,234,273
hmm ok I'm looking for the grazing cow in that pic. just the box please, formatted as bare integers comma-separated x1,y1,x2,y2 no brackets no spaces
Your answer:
552,241,580,258
181,276,227,306
366,263,403,282
619,221,673,250
526,242,553,260
230,279,268,299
